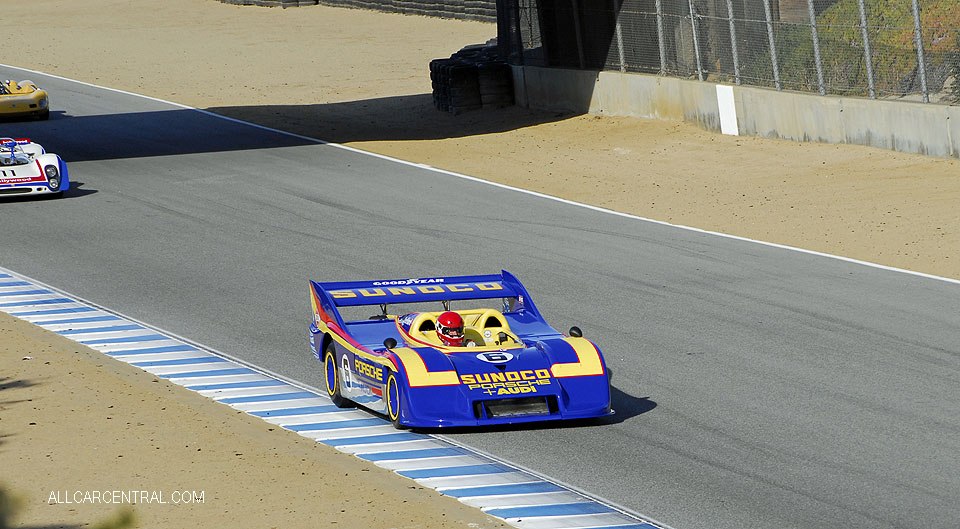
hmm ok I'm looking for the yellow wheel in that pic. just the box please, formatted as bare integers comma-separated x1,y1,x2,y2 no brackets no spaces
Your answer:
323,343,350,408
386,373,404,429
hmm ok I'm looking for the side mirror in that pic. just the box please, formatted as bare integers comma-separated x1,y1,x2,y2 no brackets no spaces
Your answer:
498,332,508,345
569,326,582,338
383,338,397,349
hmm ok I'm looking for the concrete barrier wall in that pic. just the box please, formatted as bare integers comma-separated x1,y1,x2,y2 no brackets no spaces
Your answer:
514,65,960,159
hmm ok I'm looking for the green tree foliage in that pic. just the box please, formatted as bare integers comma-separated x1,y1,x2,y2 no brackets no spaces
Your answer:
92,508,136,529
0,485,135,529
0,486,24,529
739,0,960,99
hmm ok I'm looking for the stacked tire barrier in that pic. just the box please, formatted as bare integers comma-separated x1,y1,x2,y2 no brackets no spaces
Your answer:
216,0,496,22
430,44,514,114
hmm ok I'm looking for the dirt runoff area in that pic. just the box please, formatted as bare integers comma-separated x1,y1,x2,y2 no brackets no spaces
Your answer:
1,0,959,527
0,312,507,529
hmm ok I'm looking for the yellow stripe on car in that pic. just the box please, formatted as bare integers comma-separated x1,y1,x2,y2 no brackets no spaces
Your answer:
550,337,605,378
391,347,460,387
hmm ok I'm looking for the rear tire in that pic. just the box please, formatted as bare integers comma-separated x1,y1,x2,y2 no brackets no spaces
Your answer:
323,342,351,408
386,372,405,429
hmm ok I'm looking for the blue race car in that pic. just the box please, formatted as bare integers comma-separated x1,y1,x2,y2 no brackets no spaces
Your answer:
308,271,612,429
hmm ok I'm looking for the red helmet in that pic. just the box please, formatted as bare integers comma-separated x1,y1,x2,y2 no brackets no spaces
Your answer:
436,311,464,347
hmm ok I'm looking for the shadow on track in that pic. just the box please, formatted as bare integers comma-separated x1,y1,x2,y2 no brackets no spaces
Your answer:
410,384,656,435
62,181,98,199
0,94,577,163
204,94,576,144
0,181,96,202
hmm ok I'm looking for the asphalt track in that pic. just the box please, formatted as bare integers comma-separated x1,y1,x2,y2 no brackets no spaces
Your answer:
2,66,959,529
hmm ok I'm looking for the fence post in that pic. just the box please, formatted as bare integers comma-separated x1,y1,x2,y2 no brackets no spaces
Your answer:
655,0,667,74
687,0,704,81
611,0,626,72
724,0,741,85
762,0,781,90
569,0,586,69
535,0,551,66
857,0,876,99
910,0,929,103
806,0,825,95
512,0,525,66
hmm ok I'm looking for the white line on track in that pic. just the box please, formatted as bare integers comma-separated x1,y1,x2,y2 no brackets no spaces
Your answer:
3,62,958,288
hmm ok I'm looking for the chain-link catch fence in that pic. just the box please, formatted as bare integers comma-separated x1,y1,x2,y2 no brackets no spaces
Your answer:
499,0,960,104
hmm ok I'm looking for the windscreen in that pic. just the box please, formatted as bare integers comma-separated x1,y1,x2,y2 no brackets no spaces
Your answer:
337,297,522,324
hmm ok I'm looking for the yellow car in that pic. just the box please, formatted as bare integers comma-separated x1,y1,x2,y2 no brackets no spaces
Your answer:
0,80,50,120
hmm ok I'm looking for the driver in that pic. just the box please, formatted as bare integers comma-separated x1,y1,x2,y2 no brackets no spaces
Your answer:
436,311,465,347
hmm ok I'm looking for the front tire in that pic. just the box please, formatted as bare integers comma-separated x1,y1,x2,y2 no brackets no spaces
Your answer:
323,343,351,408
386,372,404,429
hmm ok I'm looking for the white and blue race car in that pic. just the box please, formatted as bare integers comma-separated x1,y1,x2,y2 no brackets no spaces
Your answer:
0,138,69,198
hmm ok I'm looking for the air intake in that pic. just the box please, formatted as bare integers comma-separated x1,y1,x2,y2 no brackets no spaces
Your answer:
483,397,553,418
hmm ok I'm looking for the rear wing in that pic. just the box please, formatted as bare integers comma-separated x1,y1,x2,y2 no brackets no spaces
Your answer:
309,270,542,328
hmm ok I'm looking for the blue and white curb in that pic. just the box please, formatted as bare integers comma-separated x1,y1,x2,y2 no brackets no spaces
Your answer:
0,267,668,529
